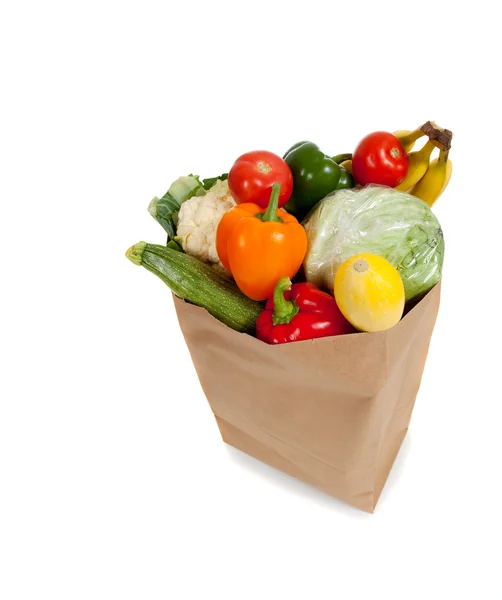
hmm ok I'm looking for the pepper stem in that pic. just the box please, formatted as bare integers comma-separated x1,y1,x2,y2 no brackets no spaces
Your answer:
261,183,282,222
272,277,299,326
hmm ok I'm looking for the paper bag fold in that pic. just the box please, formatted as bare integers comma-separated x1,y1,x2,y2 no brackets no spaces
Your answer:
174,283,441,512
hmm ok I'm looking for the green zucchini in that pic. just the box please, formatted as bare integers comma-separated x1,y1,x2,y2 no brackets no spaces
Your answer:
126,242,262,334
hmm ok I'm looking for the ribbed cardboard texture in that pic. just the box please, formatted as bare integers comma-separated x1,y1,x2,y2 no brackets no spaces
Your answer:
173,283,441,512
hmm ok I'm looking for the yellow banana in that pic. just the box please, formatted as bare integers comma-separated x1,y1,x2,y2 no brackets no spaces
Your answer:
439,160,452,195
409,149,452,207
395,141,435,192
339,159,352,175
394,128,425,153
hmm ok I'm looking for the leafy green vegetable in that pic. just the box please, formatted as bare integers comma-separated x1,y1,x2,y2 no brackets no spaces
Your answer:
166,240,183,252
202,173,228,190
148,175,205,240
148,174,230,240
303,185,444,302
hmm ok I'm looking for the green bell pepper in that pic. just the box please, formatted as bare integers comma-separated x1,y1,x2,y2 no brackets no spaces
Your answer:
336,166,354,190
283,142,354,220
331,153,354,191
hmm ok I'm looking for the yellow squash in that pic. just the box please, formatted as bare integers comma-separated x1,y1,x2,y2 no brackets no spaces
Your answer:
334,253,405,332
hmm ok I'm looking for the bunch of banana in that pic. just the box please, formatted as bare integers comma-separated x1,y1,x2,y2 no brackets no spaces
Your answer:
335,122,452,208
399,121,453,207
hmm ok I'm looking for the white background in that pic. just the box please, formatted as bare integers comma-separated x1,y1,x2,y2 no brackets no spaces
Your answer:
1,1,501,598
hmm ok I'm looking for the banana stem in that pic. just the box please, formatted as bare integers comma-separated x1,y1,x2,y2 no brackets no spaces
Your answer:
421,121,453,150
439,148,450,163
421,140,436,158
398,128,424,148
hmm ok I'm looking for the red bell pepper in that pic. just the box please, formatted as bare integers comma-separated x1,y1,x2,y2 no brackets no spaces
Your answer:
256,277,354,345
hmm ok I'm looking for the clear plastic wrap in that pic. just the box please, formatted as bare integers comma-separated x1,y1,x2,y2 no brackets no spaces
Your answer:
302,185,444,302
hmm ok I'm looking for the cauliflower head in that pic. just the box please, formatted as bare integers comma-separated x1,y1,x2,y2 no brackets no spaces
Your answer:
175,180,236,276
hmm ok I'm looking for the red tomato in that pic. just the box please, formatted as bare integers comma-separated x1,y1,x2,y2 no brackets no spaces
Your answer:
352,132,409,187
228,150,293,208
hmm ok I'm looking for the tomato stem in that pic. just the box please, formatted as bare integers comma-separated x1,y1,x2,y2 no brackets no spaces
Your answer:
258,161,272,174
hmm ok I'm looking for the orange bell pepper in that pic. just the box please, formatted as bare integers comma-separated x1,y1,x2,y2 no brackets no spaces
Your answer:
216,183,308,301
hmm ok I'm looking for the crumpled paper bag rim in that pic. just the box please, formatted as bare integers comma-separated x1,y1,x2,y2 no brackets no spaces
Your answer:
174,280,441,349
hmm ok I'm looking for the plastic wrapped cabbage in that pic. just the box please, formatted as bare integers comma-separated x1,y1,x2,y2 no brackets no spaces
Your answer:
303,185,444,302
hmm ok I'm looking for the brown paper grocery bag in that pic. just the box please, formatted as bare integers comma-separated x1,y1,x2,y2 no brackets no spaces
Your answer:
173,283,441,513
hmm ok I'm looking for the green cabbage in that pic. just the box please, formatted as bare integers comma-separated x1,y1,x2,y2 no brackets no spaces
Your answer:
303,185,444,302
